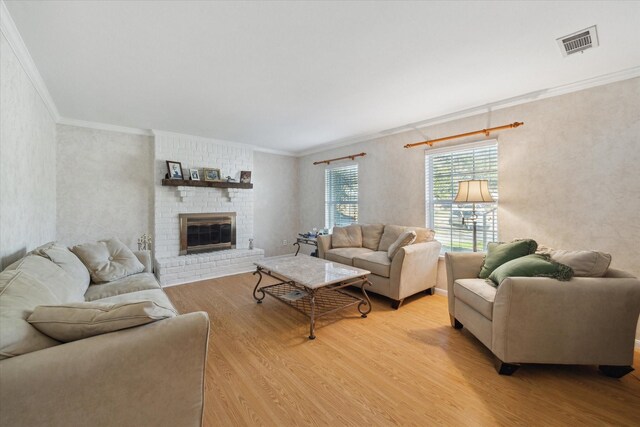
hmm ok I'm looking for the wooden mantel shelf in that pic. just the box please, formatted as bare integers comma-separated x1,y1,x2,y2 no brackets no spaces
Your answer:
161,179,253,189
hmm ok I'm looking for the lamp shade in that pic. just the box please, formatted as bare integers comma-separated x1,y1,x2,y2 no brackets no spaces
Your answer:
454,180,495,203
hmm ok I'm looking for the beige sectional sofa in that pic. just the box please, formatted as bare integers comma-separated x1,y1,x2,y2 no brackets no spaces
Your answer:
0,241,209,427
446,251,640,377
318,224,441,308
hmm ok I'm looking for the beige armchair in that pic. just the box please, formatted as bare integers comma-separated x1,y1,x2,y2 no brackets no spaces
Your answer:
445,252,640,377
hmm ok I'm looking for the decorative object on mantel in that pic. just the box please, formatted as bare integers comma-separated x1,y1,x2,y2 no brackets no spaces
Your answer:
240,171,252,183
249,238,254,250
166,160,184,179
161,179,252,189
137,233,152,251
403,122,524,149
225,176,236,183
313,152,366,165
189,168,200,181
203,168,221,181
453,179,495,252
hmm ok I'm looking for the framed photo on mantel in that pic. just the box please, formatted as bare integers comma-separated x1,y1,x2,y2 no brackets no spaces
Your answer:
204,168,221,182
166,161,184,180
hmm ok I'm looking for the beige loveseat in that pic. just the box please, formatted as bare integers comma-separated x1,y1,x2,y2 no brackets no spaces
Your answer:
318,224,441,308
446,251,640,377
0,242,209,427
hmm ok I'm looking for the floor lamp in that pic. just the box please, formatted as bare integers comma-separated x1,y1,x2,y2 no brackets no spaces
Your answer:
454,180,495,252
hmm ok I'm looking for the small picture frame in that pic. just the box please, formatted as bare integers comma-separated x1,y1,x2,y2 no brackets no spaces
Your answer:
166,161,184,180
240,171,252,184
204,168,221,181
189,168,200,181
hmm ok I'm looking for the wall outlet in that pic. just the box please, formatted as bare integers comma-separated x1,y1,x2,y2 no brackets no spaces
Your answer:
282,239,288,246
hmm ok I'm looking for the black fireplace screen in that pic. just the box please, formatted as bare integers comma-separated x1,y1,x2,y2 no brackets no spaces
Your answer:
179,212,236,255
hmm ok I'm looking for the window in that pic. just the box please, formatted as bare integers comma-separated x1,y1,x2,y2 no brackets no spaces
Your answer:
325,164,358,229
425,141,498,253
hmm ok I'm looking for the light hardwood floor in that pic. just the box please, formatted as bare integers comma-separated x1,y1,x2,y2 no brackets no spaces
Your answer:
166,273,640,426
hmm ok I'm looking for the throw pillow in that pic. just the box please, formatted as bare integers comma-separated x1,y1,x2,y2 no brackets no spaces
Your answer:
537,247,611,277
0,270,61,360
332,225,363,248
377,225,406,252
478,239,538,279
405,227,435,244
488,254,574,286
27,301,177,342
360,224,385,250
37,242,91,294
387,231,417,259
71,238,145,283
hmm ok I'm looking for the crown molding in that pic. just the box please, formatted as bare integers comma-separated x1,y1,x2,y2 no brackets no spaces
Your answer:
0,0,59,121
295,66,640,157
58,117,153,136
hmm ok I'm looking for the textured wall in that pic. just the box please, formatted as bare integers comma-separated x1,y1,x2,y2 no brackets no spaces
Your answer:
253,152,299,257
300,77,640,278
56,125,153,249
0,33,57,269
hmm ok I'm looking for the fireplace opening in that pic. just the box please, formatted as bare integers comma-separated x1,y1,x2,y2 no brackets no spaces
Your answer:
179,212,236,255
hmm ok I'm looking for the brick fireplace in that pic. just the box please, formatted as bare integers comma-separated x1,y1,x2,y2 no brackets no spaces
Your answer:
153,131,264,286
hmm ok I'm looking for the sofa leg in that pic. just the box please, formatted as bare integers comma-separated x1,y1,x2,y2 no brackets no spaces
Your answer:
449,315,463,329
494,357,520,376
424,287,435,295
391,299,404,310
599,365,634,378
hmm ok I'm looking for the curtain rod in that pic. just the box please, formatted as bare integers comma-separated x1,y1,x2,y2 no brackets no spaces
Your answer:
404,122,524,149
313,152,366,165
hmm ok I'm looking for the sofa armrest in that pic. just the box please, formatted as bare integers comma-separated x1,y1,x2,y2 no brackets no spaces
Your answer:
134,250,153,273
492,277,640,365
0,312,210,427
444,252,485,315
390,240,442,300
317,235,332,259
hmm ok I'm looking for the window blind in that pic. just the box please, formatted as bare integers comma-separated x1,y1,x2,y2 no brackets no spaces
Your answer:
325,164,358,229
425,142,498,253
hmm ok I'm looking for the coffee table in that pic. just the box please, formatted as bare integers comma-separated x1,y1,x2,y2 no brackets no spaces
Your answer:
252,254,372,339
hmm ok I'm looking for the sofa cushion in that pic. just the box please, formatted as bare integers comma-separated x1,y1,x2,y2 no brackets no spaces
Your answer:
360,224,385,250
454,278,497,320
405,227,435,244
27,300,177,343
538,248,611,277
0,270,61,359
325,247,373,266
388,231,417,259
488,254,574,285
5,255,84,303
332,225,363,248
353,251,391,278
31,242,91,294
378,225,406,252
71,238,145,283
479,239,538,279
84,273,161,301
94,289,177,313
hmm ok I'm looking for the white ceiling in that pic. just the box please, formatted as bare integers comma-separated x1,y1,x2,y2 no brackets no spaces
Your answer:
5,1,640,154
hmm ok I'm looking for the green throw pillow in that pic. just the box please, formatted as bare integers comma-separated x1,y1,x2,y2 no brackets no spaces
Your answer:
478,239,538,279
488,254,574,286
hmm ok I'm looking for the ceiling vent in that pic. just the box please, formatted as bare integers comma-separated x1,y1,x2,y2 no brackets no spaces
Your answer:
557,25,599,57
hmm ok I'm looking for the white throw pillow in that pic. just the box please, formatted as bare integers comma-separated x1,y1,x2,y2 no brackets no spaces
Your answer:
28,301,177,342
539,248,612,277
71,238,145,283
387,231,417,259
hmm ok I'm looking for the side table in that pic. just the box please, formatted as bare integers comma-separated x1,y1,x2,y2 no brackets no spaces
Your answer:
294,237,318,257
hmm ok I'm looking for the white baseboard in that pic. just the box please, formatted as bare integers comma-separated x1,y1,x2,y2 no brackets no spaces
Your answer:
434,287,448,297
636,339,640,349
